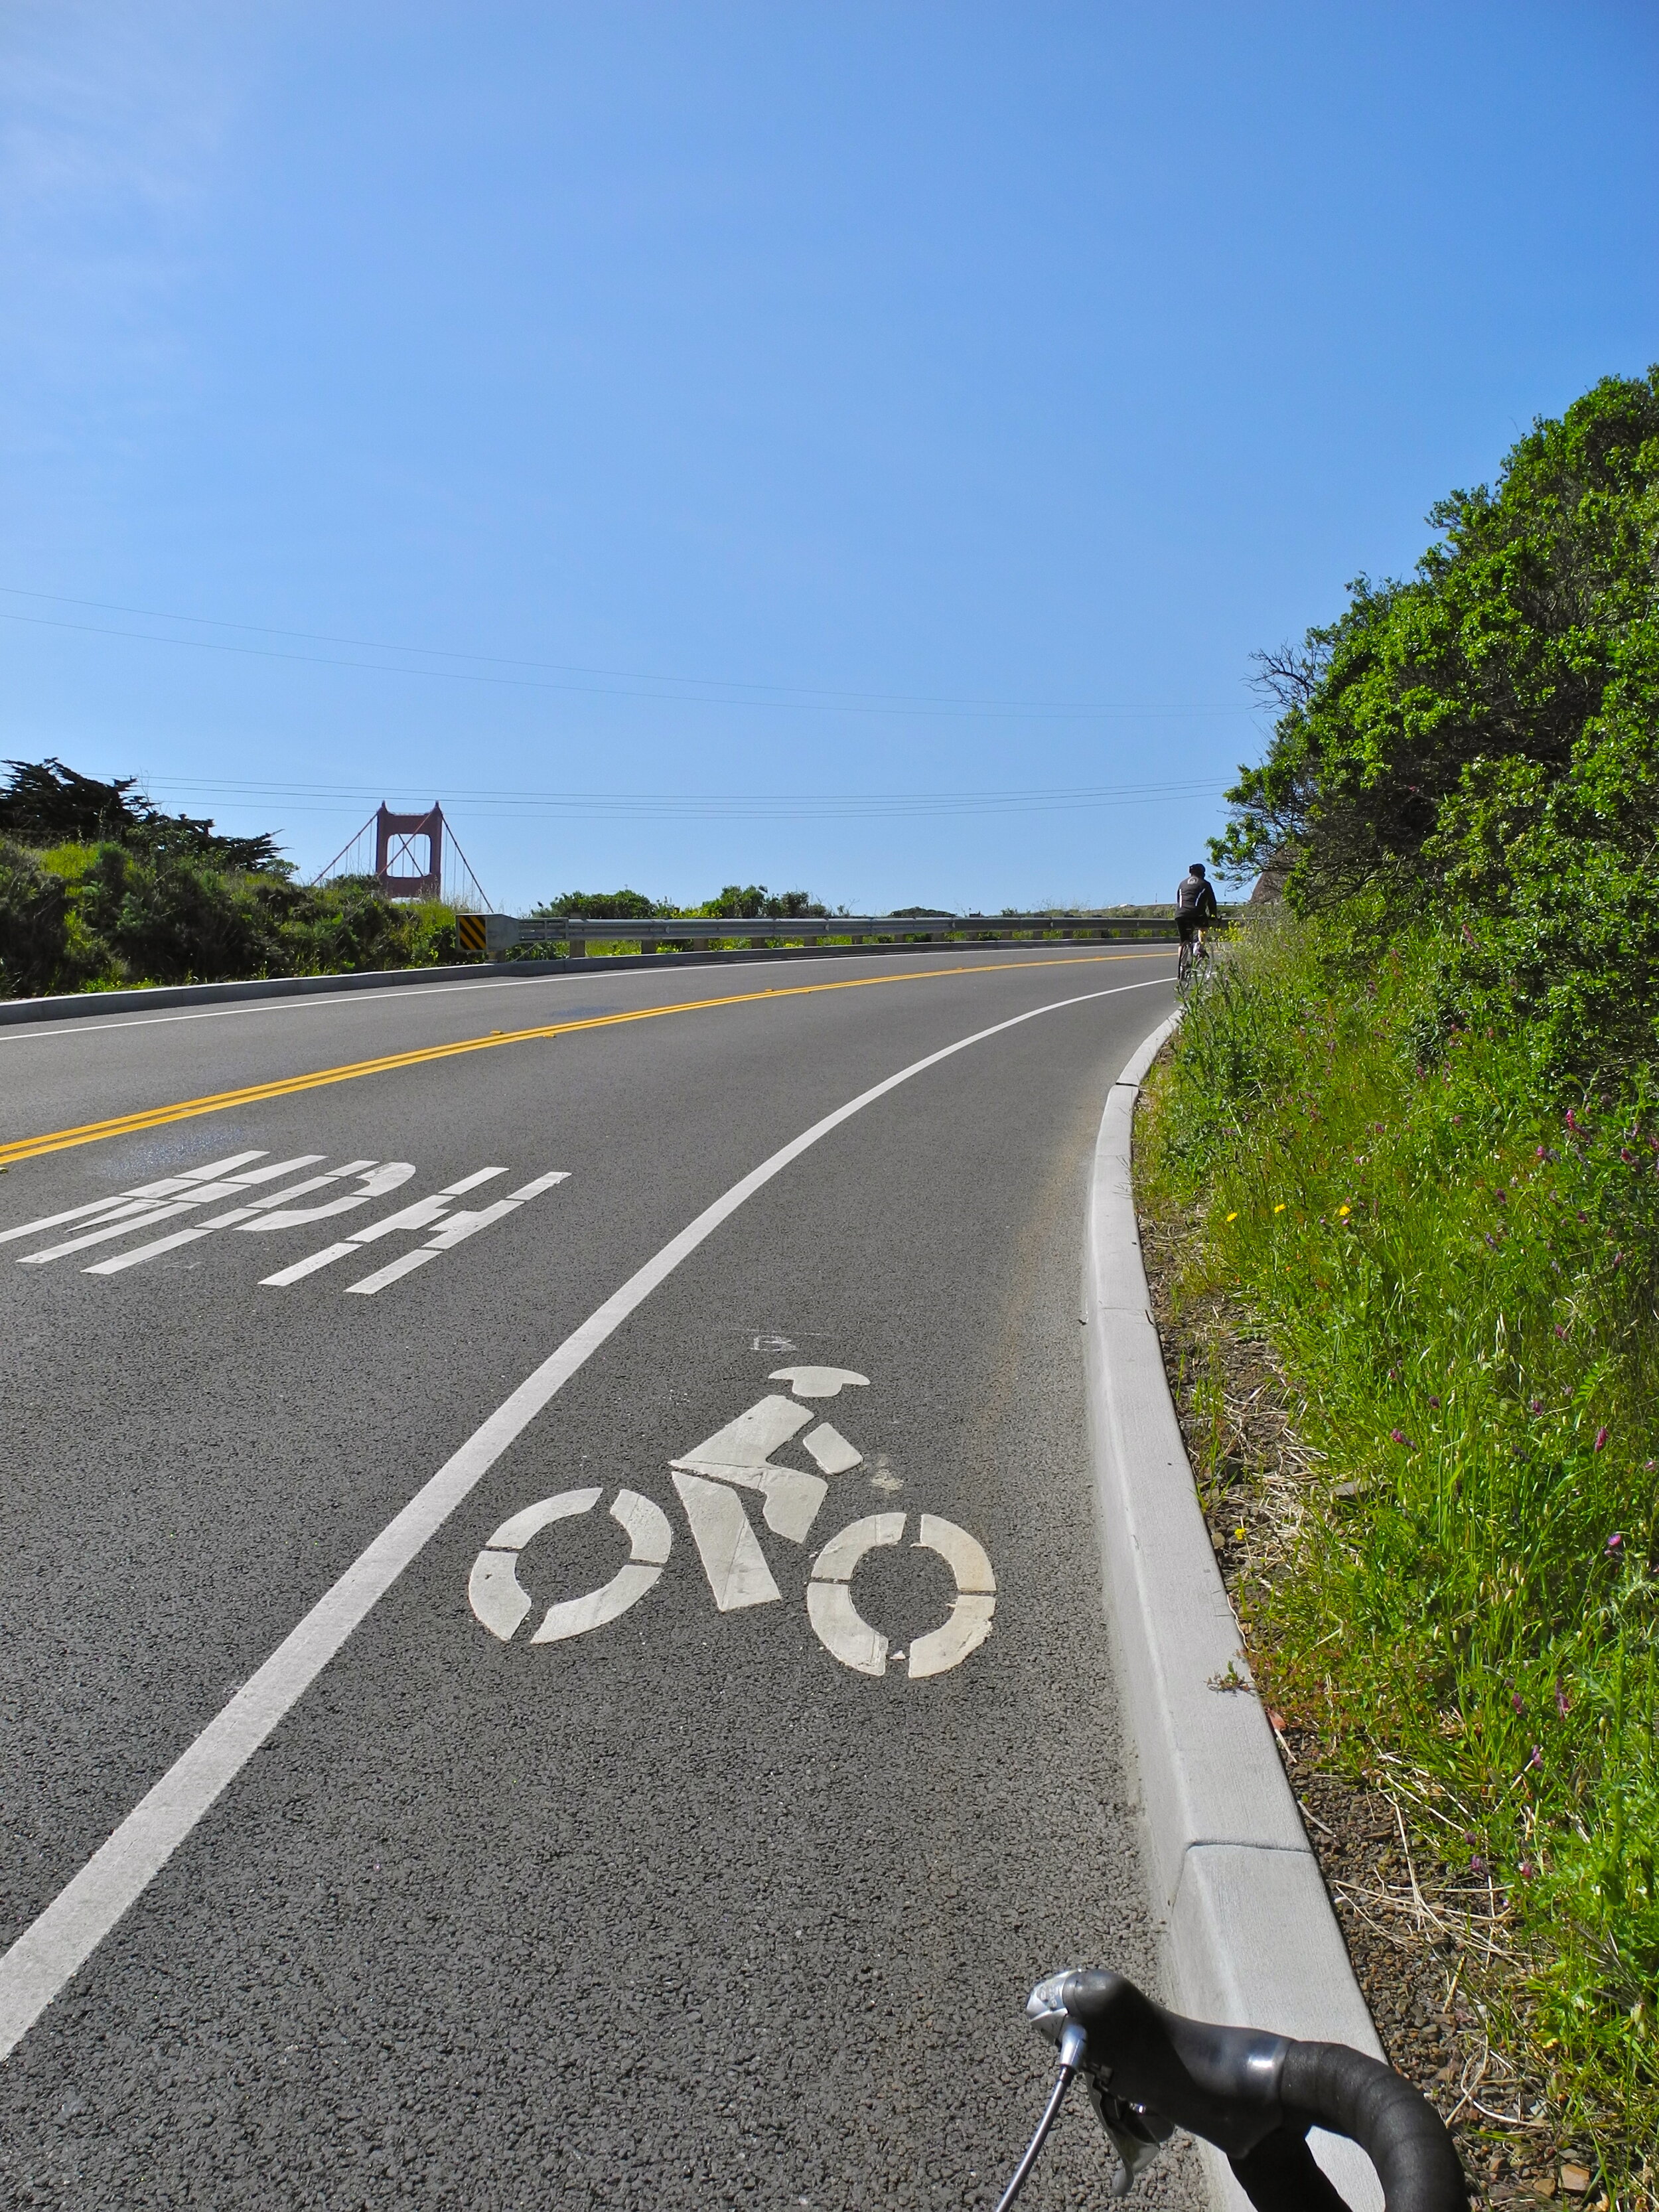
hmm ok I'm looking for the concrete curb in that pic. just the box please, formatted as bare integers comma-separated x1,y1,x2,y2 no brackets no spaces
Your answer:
1084,1014,1384,2212
0,934,1161,1029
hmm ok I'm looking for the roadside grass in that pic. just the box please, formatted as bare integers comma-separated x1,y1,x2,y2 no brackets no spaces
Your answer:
1139,913,1659,2190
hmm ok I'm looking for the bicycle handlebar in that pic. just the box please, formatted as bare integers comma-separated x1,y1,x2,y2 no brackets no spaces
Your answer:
1027,1970,1467,2212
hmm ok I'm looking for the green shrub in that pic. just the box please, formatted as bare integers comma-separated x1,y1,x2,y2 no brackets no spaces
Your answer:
1216,368,1659,1093
1144,912,1659,2164
0,837,71,995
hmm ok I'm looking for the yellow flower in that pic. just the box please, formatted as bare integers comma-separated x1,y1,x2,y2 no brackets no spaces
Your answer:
1273,1203,1286,1213
1224,1211,1238,1222
1338,1204,1351,1217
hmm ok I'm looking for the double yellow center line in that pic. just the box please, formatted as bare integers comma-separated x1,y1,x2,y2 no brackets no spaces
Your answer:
1,950,1166,1169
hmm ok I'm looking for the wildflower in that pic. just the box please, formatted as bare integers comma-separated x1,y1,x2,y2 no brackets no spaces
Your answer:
1622,1148,1638,1164
1427,1395,1441,1408
1530,1398,1544,1414
1595,1427,1608,1451
1469,1854,1488,1874
1484,1232,1500,1250
1607,1532,1623,1554
1390,1428,1416,1450
1553,1323,1568,1339
1528,1746,1544,1770
1337,1204,1351,1217
1224,1212,1238,1223
1555,1686,1569,1718
1565,1108,1580,1131
1519,1860,1535,1880
1273,1203,1286,1214
1510,1692,1524,1714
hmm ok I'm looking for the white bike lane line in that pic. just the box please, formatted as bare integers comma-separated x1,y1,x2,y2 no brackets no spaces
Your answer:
0,974,1166,2065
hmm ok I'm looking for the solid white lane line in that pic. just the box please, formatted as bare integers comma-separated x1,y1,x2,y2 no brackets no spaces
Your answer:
0,972,1165,2063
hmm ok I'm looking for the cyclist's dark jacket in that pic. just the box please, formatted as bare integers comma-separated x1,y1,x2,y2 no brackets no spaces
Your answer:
1175,873,1217,921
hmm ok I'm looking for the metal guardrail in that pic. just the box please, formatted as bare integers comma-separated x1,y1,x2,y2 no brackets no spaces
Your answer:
466,912,1187,957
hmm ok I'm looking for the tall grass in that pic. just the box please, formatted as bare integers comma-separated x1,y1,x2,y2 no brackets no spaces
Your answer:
1141,913,1659,2173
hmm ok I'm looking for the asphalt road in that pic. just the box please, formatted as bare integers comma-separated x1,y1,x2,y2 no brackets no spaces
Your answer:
0,946,1199,2211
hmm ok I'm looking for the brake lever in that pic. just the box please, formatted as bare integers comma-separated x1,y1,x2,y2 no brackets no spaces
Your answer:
1088,2079,1176,2198
1027,1970,1173,2197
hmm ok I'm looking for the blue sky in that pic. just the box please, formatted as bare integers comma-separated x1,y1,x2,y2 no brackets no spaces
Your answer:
2,2,1655,913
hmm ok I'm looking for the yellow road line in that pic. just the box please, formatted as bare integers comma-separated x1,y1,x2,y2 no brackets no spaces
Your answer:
1,950,1168,1168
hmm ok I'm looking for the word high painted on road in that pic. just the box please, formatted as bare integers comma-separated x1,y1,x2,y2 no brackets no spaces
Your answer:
0,1147,569,1296
469,1363,997,1680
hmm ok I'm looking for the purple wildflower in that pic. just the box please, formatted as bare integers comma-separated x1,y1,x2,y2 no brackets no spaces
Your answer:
1528,1746,1543,1770
1390,1428,1416,1451
1555,1686,1569,1718
1595,1427,1609,1451
1607,1532,1624,1554
1510,1692,1524,1714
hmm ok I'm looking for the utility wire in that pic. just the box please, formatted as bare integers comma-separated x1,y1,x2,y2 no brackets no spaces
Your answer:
138,772,1228,823
0,587,1252,724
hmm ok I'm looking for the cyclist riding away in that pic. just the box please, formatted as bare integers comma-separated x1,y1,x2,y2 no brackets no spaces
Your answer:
1175,861,1216,976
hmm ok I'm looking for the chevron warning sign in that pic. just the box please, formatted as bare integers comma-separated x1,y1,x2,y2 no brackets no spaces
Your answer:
457,913,487,953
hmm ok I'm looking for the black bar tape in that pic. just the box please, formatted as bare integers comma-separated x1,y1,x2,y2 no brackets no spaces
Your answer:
1279,2042,1468,2212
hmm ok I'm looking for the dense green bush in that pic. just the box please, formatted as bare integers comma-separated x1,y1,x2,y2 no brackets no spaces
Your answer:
0,758,463,993
1175,370,1659,2170
1216,368,1659,1091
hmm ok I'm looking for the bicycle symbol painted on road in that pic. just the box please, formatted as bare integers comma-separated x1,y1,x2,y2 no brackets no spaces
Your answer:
466,1364,997,1679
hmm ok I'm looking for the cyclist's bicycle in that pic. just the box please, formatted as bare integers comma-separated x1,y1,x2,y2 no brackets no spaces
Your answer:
995,1967,1466,2212
1175,926,1211,992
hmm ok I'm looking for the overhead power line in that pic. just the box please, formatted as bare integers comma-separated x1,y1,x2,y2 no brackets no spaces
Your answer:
0,586,1253,725
137,773,1229,824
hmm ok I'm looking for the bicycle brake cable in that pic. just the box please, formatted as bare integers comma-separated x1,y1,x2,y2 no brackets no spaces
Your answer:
991,2022,1087,2212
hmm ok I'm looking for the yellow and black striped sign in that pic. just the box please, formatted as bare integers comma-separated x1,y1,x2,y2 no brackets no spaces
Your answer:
457,913,487,953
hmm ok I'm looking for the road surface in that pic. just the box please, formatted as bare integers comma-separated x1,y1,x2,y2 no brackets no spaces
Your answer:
0,946,1198,2209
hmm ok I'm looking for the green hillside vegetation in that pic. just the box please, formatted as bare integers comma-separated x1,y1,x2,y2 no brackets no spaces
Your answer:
0,760,458,994
1143,370,1659,2177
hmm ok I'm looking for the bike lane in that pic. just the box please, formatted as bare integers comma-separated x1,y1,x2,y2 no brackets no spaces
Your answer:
0,958,1196,2210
